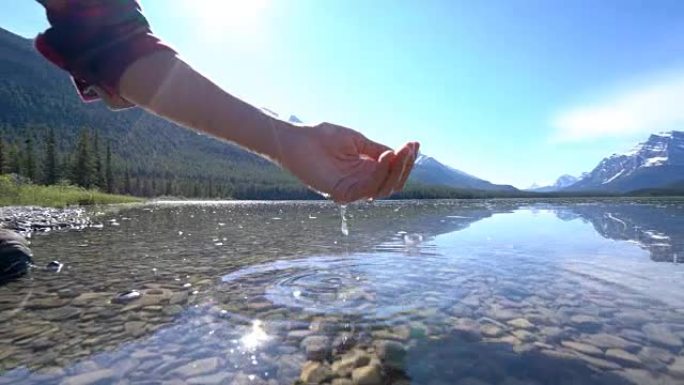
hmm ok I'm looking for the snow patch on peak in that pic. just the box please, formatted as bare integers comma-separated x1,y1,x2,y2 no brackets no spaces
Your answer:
644,156,669,167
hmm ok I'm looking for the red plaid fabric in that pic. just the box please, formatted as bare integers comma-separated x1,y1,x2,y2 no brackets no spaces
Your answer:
34,0,175,109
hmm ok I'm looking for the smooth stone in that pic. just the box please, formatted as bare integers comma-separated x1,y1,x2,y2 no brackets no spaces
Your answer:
287,329,313,340
300,361,332,384
480,324,505,338
301,336,330,361
452,318,481,341
511,330,535,343
668,356,684,378
124,321,146,337
569,315,602,330
351,364,383,385
57,289,79,299
642,324,683,349
638,346,674,367
374,340,407,369
460,295,480,307
163,305,184,316
26,298,68,309
331,350,371,377
60,369,116,385
169,292,189,305
71,293,112,307
332,379,353,385
561,340,603,356
605,348,642,367
507,318,534,330
41,306,81,321
488,307,518,321
171,357,220,378
580,333,638,351
574,353,621,370
187,372,232,385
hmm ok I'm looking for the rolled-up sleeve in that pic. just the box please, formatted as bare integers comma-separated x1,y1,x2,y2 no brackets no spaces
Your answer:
34,0,175,109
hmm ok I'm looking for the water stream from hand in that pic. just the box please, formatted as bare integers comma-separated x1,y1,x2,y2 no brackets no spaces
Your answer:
339,205,349,236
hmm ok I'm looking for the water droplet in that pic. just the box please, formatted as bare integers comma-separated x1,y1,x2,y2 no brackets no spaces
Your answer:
340,205,349,236
403,233,424,246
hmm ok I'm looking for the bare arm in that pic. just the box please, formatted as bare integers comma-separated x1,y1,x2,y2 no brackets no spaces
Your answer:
118,51,419,203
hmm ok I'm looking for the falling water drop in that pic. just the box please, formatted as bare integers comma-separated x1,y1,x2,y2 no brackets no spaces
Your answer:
340,205,349,236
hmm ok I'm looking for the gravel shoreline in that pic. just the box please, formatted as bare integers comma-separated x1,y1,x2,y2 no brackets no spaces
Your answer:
0,206,92,236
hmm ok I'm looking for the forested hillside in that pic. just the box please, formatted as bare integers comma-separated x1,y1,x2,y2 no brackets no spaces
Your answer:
0,27,318,199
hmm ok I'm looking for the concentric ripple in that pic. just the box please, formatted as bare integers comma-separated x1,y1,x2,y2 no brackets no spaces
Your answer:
220,252,467,320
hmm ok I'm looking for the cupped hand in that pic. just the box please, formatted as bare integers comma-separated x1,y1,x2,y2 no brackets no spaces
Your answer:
278,122,419,204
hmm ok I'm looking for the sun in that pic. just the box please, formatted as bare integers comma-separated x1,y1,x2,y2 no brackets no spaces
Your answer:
182,0,270,39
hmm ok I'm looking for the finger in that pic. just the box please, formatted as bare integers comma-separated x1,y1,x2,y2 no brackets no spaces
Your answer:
354,134,392,160
377,145,411,198
335,152,392,203
395,142,420,192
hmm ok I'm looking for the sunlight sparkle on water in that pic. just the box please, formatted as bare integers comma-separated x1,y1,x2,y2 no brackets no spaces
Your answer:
240,320,269,350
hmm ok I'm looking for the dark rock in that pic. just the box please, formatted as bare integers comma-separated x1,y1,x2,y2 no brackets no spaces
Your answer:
0,229,33,282
111,290,142,304
45,261,63,272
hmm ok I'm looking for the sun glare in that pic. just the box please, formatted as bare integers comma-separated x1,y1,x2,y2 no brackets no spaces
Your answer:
183,0,269,39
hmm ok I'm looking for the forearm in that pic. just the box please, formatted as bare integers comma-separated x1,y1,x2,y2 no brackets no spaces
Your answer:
118,51,294,163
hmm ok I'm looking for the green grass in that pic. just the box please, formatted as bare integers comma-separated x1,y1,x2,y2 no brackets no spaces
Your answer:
0,175,142,207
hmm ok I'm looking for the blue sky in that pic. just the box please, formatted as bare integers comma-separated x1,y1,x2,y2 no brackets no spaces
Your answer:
3,0,684,188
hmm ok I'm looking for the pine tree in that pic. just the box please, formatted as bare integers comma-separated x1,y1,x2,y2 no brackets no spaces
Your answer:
43,128,58,184
124,167,132,194
105,142,114,193
24,138,36,181
8,143,20,175
71,129,95,188
92,130,105,188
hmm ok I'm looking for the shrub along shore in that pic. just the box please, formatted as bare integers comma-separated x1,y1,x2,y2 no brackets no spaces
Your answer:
0,175,141,207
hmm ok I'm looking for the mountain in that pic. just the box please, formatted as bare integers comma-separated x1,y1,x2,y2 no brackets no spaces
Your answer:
528,174,579,192
566,131,684,193
0,27,316,198
409,154,517,192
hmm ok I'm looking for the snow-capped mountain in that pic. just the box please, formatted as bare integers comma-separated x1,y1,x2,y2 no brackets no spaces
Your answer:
528,174,579,192
411,154,517,192
566,131,684,192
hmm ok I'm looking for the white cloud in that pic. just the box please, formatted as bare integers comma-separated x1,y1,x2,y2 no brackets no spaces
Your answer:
551,72,684,142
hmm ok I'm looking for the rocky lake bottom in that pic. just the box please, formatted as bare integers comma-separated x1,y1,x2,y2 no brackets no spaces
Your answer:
1,199,684,385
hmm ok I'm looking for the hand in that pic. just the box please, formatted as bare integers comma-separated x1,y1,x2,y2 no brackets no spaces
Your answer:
278,122,419,203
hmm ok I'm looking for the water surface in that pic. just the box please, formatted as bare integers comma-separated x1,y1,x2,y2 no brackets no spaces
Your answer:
1,199,684,385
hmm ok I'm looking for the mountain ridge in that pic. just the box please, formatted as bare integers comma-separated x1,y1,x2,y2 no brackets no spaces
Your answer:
565,131,684,193
410,154,518,192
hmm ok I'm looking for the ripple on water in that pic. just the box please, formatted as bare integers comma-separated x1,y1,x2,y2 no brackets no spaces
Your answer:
220,253,466,321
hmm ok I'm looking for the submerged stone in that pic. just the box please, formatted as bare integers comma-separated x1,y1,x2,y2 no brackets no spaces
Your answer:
300,361,332,384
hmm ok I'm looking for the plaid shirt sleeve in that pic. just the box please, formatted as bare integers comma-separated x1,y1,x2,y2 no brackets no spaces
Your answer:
34,0,175,109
